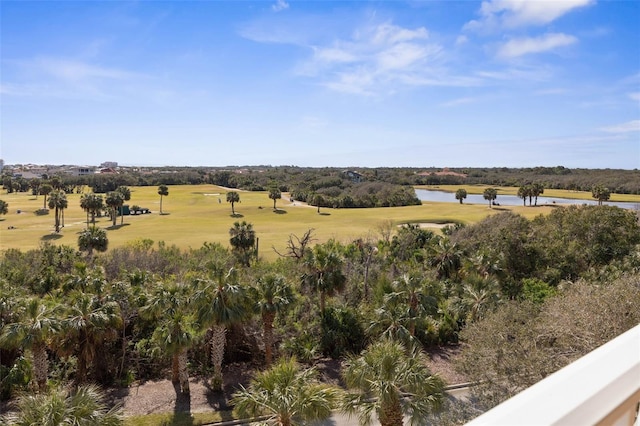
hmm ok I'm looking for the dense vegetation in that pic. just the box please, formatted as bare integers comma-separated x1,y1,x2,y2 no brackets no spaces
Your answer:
4,165,640,201
1,202,639,423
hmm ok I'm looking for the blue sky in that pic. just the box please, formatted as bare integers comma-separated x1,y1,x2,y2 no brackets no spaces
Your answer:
1,0,639,169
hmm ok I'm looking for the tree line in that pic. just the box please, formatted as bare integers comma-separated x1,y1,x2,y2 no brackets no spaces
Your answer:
4,165,639,202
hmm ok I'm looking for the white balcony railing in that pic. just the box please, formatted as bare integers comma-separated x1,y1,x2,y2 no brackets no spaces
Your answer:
466,324,640,426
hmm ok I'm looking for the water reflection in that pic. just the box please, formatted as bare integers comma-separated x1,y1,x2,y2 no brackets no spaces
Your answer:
415,189,639,210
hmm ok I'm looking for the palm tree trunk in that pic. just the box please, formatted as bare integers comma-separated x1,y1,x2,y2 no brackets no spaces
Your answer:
279,414,292,426
320,291,326,312
210,324,226,391
263,312,275,366
379,396,403,426
172,353,180,383
178,348,190,394
32,342,49,392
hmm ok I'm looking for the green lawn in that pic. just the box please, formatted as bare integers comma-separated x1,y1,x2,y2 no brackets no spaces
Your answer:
0,184,568,260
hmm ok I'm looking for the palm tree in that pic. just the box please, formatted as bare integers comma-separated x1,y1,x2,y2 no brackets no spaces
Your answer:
367,298,415,347
226,191,240,215
78,226,109,258
0,298,61,391
517,185,531,206
310,193,324,214
116,186,131,224
232,357,339,426
29,178,42,198
80,193,103,227
3,384,122,426
48,190,67,233
455,188,467,204
302,242,346,312
40,183,53,209
483,187,498,208
269,186,282,211
427,238,463,280
389,272,436,337
250,273,294,366
140,280,198,394
158,184,169,214
531,182,544,206
592,184,611,206
342,341,444,426
59,293,122,384
459,273,501,323
105,191,124,226
229,221,256,266
194,267,249,391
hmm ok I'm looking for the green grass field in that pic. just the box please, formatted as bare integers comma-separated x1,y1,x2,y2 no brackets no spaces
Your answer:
1,184,622,260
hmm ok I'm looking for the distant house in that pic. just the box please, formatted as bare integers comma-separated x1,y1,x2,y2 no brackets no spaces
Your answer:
99,168,118,174
65,166,97,176
343,170,363,182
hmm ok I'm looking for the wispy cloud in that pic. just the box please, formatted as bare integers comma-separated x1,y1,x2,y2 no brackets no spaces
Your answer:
3,56,145,100
535,88,568,95
272,0,289,12
34,57,138,82
465,0,594,31
599,120,640,133
497,33,577,58
292,22,481,95
629,92,640,102
441,97,479,107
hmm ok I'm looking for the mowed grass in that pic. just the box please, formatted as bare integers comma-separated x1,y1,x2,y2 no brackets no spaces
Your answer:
1,184,561,260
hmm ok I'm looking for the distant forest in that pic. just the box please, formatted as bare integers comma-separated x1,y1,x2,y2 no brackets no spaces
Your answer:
4,166,640,204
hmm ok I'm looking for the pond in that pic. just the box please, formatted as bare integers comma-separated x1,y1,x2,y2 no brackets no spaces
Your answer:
415,189,639,210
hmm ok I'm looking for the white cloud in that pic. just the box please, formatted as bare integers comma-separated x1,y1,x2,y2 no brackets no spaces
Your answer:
272,0,289,12
376,43,437,71
295,22,473,95
35,57,137,81
455,35,468,46
497,33,577,58
465,0,594,31
369,23,429,45
629,92,640,102
441,97,479,107
599,120,640,133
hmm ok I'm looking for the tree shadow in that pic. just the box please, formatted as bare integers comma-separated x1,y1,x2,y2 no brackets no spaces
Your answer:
160,212,171,216
230,213,244,218
41,233,63,241
172,381,194,425
204,384,233,414
273,209,287,214
106,223,131,231
318,212,331,216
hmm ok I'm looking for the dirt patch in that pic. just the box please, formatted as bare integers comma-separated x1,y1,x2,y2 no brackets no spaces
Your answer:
425,345,467,385
110,362,254,417
110,347,464,418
